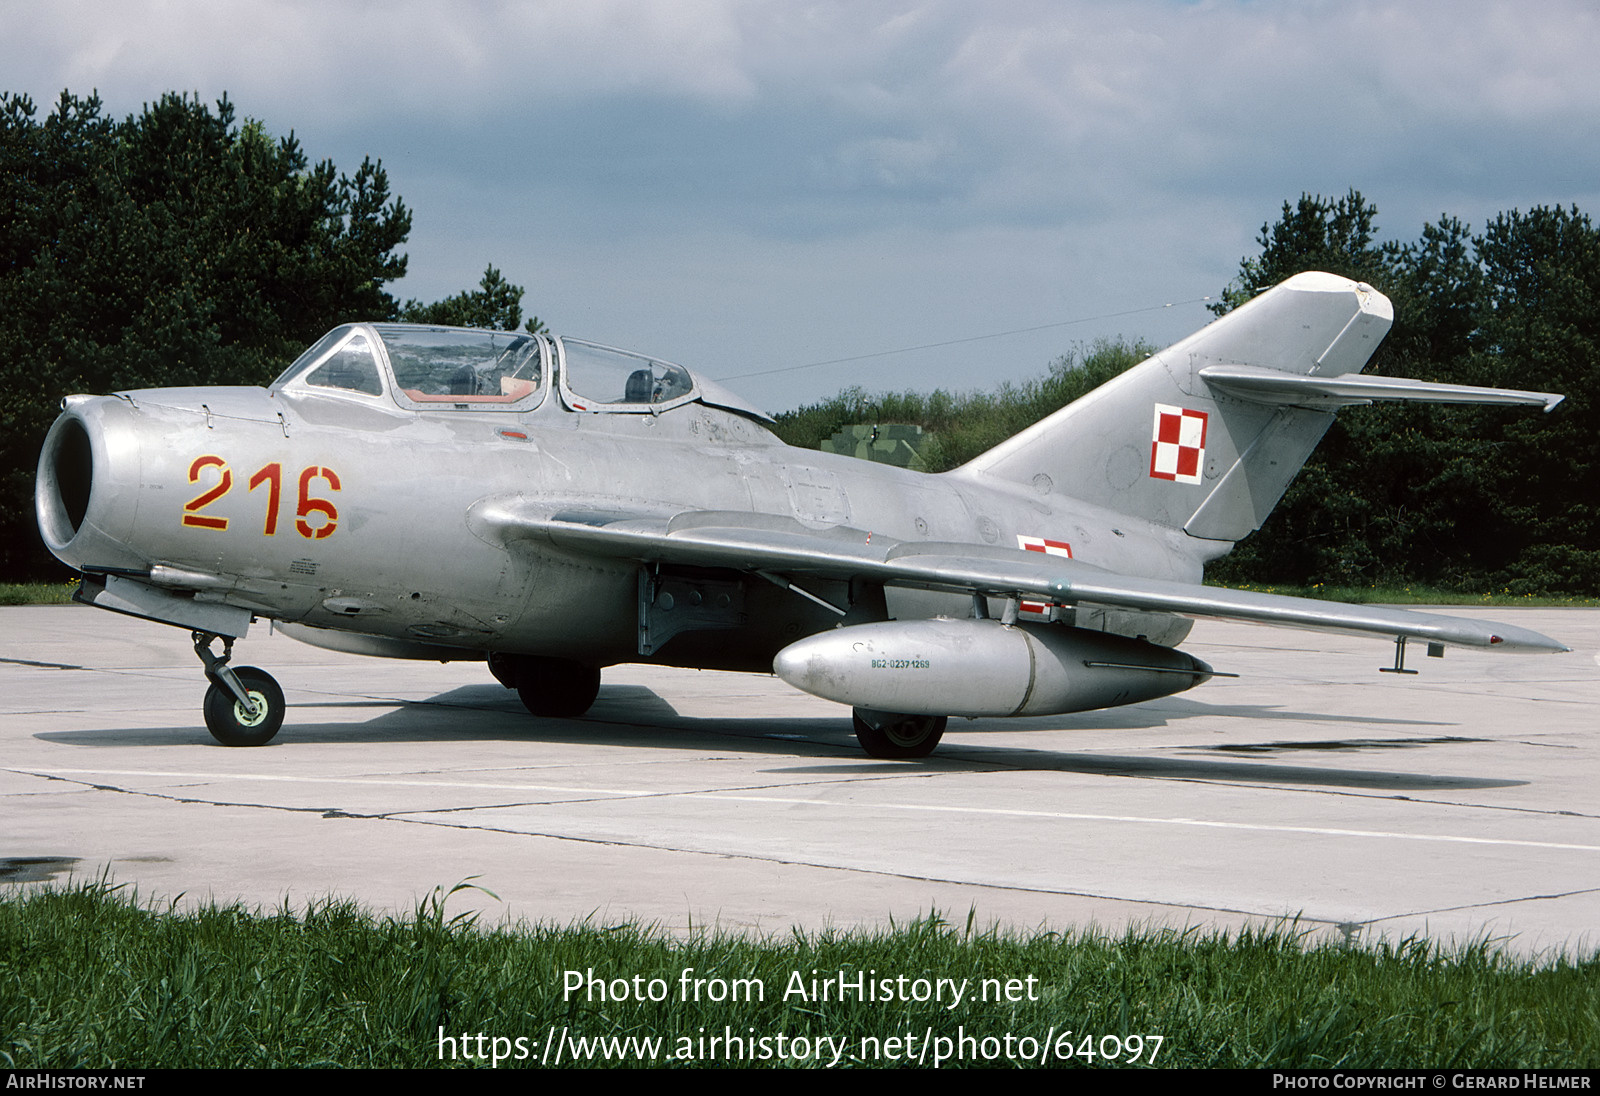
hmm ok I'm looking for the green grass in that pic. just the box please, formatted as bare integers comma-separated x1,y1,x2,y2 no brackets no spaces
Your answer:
0,582,76,606
2,879,1597,1069
1208,581,1600,608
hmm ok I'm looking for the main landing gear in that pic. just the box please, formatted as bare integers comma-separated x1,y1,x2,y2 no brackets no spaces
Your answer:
488,653,602,718
852,707,947,759
194,632,285,746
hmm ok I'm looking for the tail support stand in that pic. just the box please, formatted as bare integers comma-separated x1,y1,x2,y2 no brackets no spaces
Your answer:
193,631,260,716
1380,635,1419,675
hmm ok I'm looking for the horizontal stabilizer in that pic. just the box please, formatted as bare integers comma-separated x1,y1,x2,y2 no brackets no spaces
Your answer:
1199,365,1564,412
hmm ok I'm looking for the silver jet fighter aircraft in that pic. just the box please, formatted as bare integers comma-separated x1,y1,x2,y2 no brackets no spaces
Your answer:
36,272,1568,757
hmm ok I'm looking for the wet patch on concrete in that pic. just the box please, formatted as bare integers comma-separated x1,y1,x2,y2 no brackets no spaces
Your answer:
0,856,81,883
1204,736,1488,756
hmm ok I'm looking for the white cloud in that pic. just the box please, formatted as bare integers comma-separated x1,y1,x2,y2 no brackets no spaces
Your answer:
5,0,1600,406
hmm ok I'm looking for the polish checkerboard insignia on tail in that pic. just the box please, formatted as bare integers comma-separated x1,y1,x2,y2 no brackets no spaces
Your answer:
1149,404,1207,485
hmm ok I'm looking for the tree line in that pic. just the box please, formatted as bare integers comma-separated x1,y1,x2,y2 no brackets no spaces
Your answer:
0,90,537,578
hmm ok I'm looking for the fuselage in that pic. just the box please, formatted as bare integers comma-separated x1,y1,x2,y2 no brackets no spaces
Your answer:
37,328,1202,672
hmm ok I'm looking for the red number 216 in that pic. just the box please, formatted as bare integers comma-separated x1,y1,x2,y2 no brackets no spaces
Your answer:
184,457,340,539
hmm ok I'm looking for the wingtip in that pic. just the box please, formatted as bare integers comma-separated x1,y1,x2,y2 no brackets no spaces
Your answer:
1488,630,1571,654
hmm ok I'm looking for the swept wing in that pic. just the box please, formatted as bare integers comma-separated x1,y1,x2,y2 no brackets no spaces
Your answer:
473,502,1568,654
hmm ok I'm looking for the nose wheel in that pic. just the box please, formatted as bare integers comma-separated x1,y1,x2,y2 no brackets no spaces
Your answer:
194,632,285,746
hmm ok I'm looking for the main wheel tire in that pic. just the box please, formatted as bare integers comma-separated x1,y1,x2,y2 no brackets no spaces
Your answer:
203,666,285,746
513,658,602,718
852,708,947,759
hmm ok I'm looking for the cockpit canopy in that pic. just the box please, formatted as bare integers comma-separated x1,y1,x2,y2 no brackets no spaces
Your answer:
272,323,771,421
558,340,693,411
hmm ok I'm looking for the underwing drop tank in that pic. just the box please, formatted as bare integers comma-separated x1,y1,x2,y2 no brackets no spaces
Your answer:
773,618,1215,718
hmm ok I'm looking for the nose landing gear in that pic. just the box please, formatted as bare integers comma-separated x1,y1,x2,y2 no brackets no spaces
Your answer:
193,632,285,746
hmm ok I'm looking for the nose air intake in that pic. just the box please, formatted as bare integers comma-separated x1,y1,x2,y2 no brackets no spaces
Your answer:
36,397,147,573
37,414,96,550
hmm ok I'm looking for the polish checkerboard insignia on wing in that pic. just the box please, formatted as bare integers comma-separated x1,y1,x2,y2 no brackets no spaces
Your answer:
1017,535,1071,614
1150,404,1207,484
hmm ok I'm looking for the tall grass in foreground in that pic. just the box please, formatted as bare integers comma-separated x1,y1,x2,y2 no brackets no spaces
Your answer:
2,879,1597,1068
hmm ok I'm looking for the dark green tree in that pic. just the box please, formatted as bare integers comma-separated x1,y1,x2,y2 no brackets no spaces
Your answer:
1208,195,1595,595
401,265,546,334
1468,206,1600,593
1,90,417,578
1384,216,1485,372
1211,190,1394,316
1208,192,1419,587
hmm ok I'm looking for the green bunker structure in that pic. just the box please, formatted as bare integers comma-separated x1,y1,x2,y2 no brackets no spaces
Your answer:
820,424,926,469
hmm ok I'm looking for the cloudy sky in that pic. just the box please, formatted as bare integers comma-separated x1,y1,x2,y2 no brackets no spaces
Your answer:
5,1,1597,411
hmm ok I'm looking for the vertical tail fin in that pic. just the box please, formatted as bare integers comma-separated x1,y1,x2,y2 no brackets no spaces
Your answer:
955,272,1394,545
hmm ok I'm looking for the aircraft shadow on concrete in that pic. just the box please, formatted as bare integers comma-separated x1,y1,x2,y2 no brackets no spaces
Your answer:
34,683,1522,791
947,747,1523,791
1071,695,1455,729
33,684,861,758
